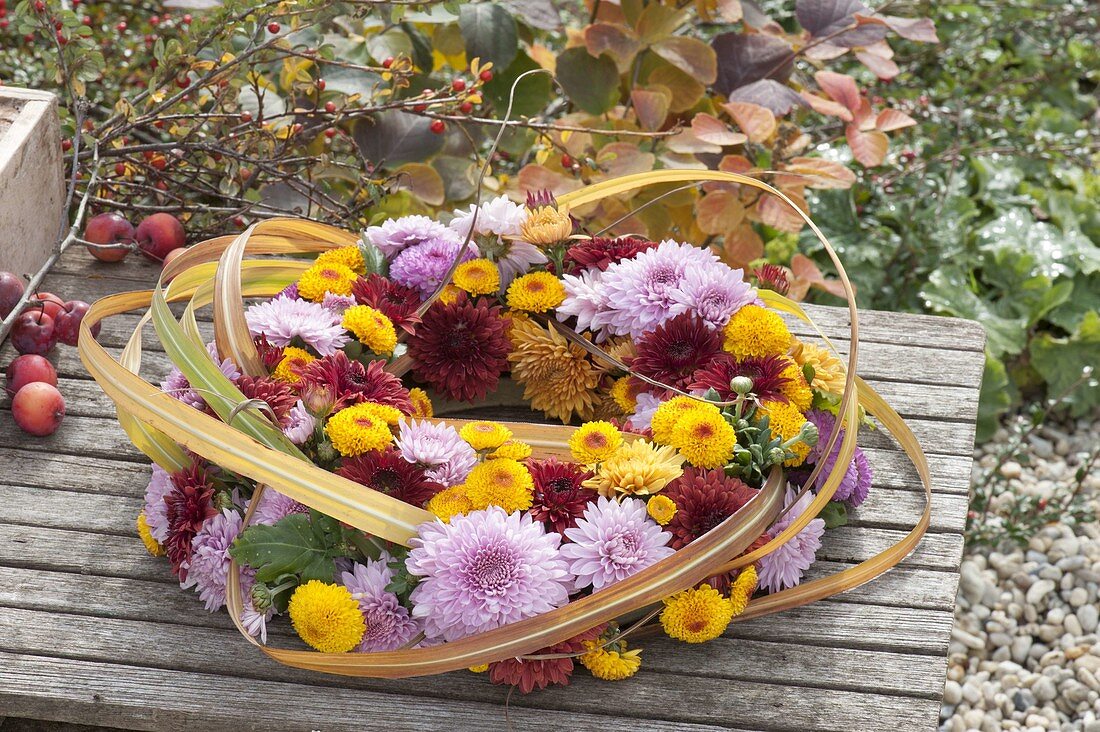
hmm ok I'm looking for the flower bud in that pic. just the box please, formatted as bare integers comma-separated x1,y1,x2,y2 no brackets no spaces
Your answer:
730,376,754,395
250,582,275,612
301,383,335,418
520,205,573,247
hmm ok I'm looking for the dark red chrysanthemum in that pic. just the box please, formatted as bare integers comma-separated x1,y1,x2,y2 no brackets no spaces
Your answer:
629,314,723,391
351,273,421,335
527,458,596,535
253,334,285,372
753,263,790,296
337,448,443,508
525,189,557,209
297,352,413,413
164,461,217,578
488,623,605,694
663,467,758,550
235,375,298,427
689,353,792,403
406,293,511,403
562,235,658,275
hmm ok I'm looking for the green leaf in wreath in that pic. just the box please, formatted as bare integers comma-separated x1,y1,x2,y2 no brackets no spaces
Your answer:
229,514,337,584
819,500,849,529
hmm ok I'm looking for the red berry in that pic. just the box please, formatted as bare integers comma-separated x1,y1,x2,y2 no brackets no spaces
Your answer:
316,78,325,91
479,70,493,82
267,21,280,33
11,310,55,356
412,103,428,113
239,167,252,181
56,29,67,44
60,138,72,152
176,76,189,89
12,382,66,437
324,101,336,114
459,102,473,114
53,18,61,29
560,154,574,168
429,120,445,134
154,120,164,129
0,19,7,30
81,16,90,25
382,56,393,69
324,128,336,139
151,155,167,171
149,14,159,25
155,180,168,191
451,78,466,92
114,162,126,176
233,216,245,227
240,111,253,123
55,300,97,346
182,13,191,23
34,0,45,12
142,150,154,161
115,20,126,31
6,355,57,397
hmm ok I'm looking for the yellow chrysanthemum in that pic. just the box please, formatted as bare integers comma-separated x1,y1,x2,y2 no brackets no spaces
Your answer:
722,304,791,358
437,283,463,305
297,261,358,302
758,400,811,466
464,458,535,512
325,403,394,456
453,258,501,296
273,346,315,384
791,340,847,395
729,565,758,617
609,376,640,413
136,512,163,557
507,316,604,423
569,421,623,464
468,664,489,673
408,387,433,419
583,439,684,497
342,305,397,357
660,585,736,643
521,205,573,247
362,402,403,427
506,272,566,313
579,642,643,681
669,408,737,469
288,580,366,653
426,486,473,523
650,396,718,445
491,440,533,461
459,421,513,451
779,361,813,411
315,245,366,275
646,494,678,525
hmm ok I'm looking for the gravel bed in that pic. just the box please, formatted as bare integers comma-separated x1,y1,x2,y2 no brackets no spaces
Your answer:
941,415,1100,731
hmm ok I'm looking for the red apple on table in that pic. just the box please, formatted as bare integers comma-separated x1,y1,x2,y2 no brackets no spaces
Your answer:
0,271,24,318
84,212,135,263
10,310,56,355
135,213,186,261
5,354,57,396
30,292,66,321
55,300,99,346
162,246,187,267
11,381,65,436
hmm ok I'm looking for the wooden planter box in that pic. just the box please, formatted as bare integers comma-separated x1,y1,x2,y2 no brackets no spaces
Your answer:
0,87,64,279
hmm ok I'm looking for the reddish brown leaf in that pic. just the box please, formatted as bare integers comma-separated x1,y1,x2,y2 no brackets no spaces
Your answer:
845,125,888,167
595,142,657,178
648,63,706,112
856,44,899,80
651,36,717,84
814,70,860,112
800,91,854,121
711,32,793,96
778,157,856,190
791,253,850,299
721,224,764,269
718,154,755,175
697,189,747,235
630,88,671,131
876,108,917,132
584,23,642,73
856,13,940,43
756,188,808,233
691,113,748,146
665,127,722,154
722,101,776,143
515,164,583,198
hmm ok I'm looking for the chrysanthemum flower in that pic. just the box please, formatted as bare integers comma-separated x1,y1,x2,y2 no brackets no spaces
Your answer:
160,343,242,411
663,468,758,549
527,458,596,535
464,458,535,513
521,205,573,247
325,403,396,457
181,508,243,612
340,556,421,652
583,439,684,497
753,263,791,295
689,354,792,403
797,410,872,507
562,235,657,275
351,273,421,334
137,511,164,556
562,495,674,591
569,421,623,464
297,352,413,414
507,315,604,423
389,236,476,298
627,391,664,432
668,263,757,330
288,580,367,653
557,269,608,336
272,346,315,384
659,584,735,643
341,304,397,357
722,304,791,358
488,624,604,694
253,333,285,372
315,245,366,274
646,494,678,526
337,448,442,508
757,487,825,593
630,314,724,391
757,400,811,466
143,465,174,544
164,462,218,579
729,564,758,616
245,296,349,357
609,376,642,413
490,440,532,461
779,361,813,411
507,272,566,313
395,419,477,487
252,489,310,525
407,387,433,418
406,507,572,642
579,640,643,681
425,485,473,523
321,292,356,315
453,258,500,296
284,401,316,444
297,261,358,302
366,215,456,258
650,395,715,445
668,408,736,469
449,195,527,241
235,375,298,428
407,294,511,403
791,340,847,395
459,421,512,451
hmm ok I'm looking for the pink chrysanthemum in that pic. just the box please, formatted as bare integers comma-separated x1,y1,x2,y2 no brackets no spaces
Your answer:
240,573,273,643
670,262,757,330
561,496,674,592
448,196,548,286
160,342,241,410
181,508,243,612
143,464,174,543
245,295,349,357
389,236,476,298
756,486,825,593
798,410,873,507
405,507,572,642
251,489,310,526
366,215,456,258
394,420,477,487
627,391,664,432
282,401,316,445
341,555,421,652
321,292,356,314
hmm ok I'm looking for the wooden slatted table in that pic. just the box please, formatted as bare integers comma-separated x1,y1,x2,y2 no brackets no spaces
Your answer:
0,249,985,732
